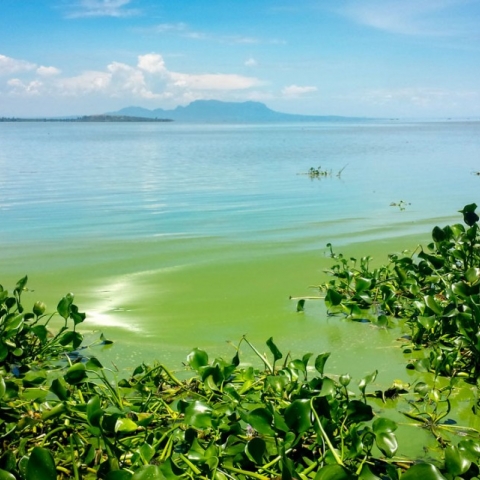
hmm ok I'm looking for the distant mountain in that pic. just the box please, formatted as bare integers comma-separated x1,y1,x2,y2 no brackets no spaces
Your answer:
107,100,368,123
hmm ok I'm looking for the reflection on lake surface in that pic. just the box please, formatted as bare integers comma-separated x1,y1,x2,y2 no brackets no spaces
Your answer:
1,121,480,380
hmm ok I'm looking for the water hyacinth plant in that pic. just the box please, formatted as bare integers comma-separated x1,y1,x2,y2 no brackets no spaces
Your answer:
1,204,480,479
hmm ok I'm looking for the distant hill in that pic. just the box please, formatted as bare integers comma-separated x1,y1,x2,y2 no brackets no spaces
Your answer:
0,114,171,123
107,100,368,123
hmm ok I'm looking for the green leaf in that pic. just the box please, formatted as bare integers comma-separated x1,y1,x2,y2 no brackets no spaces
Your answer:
187,437,206,463
0,469,16,480
0,376,5,400
26,447,56,480
284,399,311,434
424,295,443,315
266,337,283,361
183,400,212,429
314,464,354,480
64,363,87,385
465,267,480,285
418,316,436,330
57,293,74,320
70,304,86,325
245,437,266,464
186,348,209,371
346,400,373,423
374,431,398,458
49,378,69,401
400,463,447,480
159,458,185,479
31,325,48,343
358,464,381,480
297,299,305,312
320,377,336,397
14,275,28,296
355,277,372,293
139,443,155,464
59,331,83,349
87,395,103,427
458,439,480,459
105,471,133,480
444,444,471,476
325,288,343,307
0,451,15,473
315,352,331,376
247,407,275,436
432,226,446,243
358,370,377,393
115,417,138,433
459,203,479,226
131,465,167,480
372,417,397,434
452,281,470,298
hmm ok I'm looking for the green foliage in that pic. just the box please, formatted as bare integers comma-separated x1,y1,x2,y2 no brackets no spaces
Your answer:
1,205,480,478
0,276,86,368
306,165,347,179
316,204,480,380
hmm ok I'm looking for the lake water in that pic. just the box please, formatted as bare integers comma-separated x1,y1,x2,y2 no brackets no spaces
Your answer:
2,120,480,381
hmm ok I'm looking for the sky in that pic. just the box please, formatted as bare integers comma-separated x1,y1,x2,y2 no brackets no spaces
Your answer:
0,0,479,118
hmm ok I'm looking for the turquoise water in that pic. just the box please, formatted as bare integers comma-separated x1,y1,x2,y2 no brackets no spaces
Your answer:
1,121,480,378
2,121,479,245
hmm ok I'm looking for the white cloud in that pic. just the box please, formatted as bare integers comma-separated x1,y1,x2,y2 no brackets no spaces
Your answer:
0,54,36,75
137,53,167,74
153,23,188,33
338,0,474,36
57,70,111,95
37,66,61,76
282,84,317,98
65,0,141,19
1,52,265,105
7,78,43,95
169,72,263,91
245,58,258,67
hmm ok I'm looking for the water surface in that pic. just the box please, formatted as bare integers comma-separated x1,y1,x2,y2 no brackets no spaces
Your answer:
2,121,480,380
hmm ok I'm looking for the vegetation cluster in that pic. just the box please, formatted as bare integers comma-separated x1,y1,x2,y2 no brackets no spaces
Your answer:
0,116,172,123
1,206,480,479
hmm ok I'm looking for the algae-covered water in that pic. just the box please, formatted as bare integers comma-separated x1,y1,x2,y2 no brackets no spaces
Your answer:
2,121,480,383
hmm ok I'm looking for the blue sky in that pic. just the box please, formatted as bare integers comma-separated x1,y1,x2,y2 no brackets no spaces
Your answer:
0,0,479,118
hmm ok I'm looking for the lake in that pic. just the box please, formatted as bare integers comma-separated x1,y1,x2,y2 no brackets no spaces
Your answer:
2,120,480,381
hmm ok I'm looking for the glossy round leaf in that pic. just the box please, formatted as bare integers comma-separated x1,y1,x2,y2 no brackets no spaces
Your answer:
266,337,282,361
401,463,447,480
57,293,74,320
445,444,471,476
186,348,208,371
26,447,56,480
131,466,167,480
245,437,266,464
284,398,311,433
0,469,16,480
358,464,381,480
105,472,133,480
184,400,212,429
372,417,397,434
64,363,87,385
315,352,331,376
346,400,373,423
247,407,275,436
115,417,138,433
374,431,398,458
0,376,5,400
314,464,354,480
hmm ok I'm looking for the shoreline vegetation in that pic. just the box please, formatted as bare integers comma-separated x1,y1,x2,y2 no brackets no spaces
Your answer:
0,115,173,123
1,205,480,479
